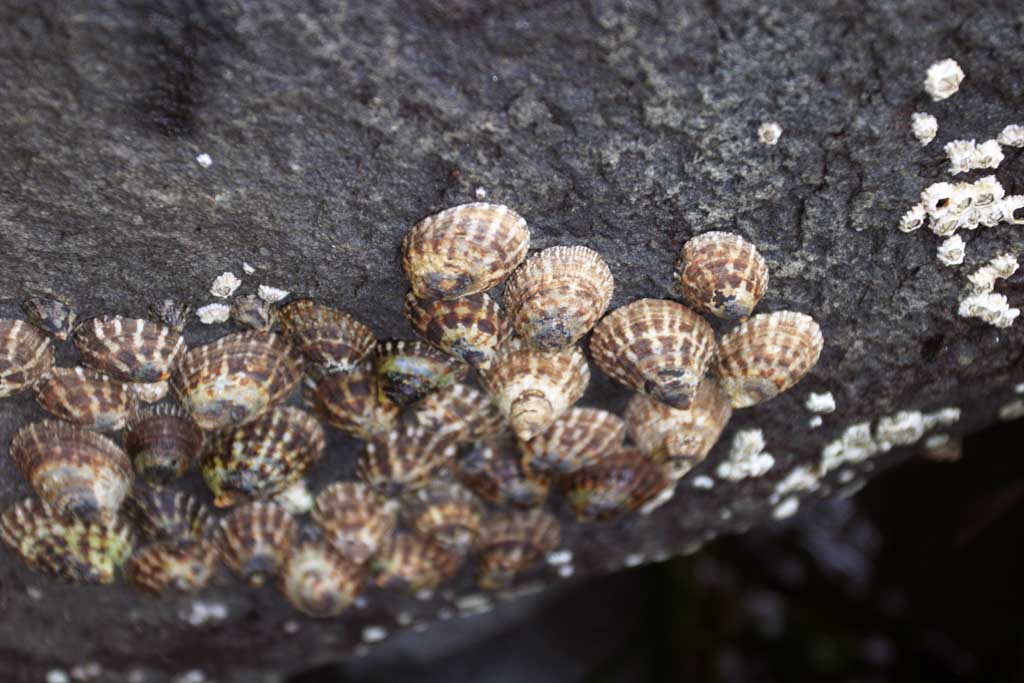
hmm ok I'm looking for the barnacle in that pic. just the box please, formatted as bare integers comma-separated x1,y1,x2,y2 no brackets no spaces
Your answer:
910,112,937,146
924,58,964,101
231,294,277,332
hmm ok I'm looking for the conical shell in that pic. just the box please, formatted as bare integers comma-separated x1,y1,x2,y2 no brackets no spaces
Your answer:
125,539,219,595
170,331,304,431
231,294,277,332
303,362,399,440
149,299,192,332
504,246,614,351
675,232,769,319
22,297,77,341
0,498,135,583
480,338,590,441
277,299,375,373
520,407,626,475
372,531,463,593
202,406,325,507
356,425,457,498
10,420,133,523
476,509,560,590
124,485,214,543
562,448,674,522
373,340,469,407
73,315,186,383
624,378,732,478
402,202,530,300
714,311,824,408
33,367,133,431
217,501,297,586
402,480,484,553
404,382,506,444
279,541,364,618
311,482,398,564
590,298,715,409
457,435,551,508
0,319,54,398
403,292,510,370
124,403,204,486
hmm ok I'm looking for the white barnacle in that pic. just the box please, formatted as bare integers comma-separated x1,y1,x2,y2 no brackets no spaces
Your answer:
209,271,241,298
997,124,1024,148
998,399,1024,421
361,625,388,643
944,139,977,175
758,121,783,145
936,235,965,266
195,153,213,168
716,429,775,481
972,139,1004,171
804,391,836,413
196,303,231,324
920,182,956,218
924,58,965,101
971,175,1005,207
272,480,314,515
958,292,1020,328
875,411,925,449
257,285,290,303
772,496,800,520
967,253,1018,295
910,112,938,146
771,464,821,502
898,204,927,233
808,415,823,429
242,261,256,275
691,475,715,489
820,421,879,474
1002,196,1024,225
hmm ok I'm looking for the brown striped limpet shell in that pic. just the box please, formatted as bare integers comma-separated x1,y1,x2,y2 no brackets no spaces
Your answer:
714,311,824,408
303,362,399,440
403,291,510,370
590,298,716,409
22,297,77,341
125,539,220,596
476,509,560,590
457,435,551,509
356,425,457,498
124,485,215,543
371,531,463,594
279,540,364,618
277,298,376,373
562,448,674,522
404,382,506,445
675,231,769,320
73,315,186,383
0,319,55,398
311,481,399,565
373,339,469,407
217,501,297,586
402,480,483,553
33,366,133,431
124,403,204,487
402,202,530,300
520,407,626,475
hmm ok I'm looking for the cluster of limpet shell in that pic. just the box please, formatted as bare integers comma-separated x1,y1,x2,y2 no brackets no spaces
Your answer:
0,204,823,621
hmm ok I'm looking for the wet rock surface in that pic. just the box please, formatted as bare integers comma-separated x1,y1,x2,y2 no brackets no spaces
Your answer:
1,1,1023,681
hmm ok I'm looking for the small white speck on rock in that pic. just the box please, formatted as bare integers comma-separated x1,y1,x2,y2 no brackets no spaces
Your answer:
46,671,70,683
558,564,575,578
195,153,213,168
1014,383,1024,395
397,611,414,626
758,121,782,145
242,261,256,274
283,620,300,635
26,586,44,600
691,475,715,489
808,415,823,429
354,645,371,658
716,429,775,481
172,672,207,683
772,496,800,520
362,625,388,643
804,391,836,414
545,549,573,565
624,553,645,568
474,186,487,199
998,399,1024,422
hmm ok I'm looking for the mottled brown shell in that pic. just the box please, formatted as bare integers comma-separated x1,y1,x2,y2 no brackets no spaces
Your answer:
277,299,375,373
624,378,732,478
73,315,186,383
125,539,219,595
303,362,399,440
480,338,590,441
0,498,135,584
476,509,560,590
124,403,204,486
403,291,510,370
676,231,769,319
562,448,674,522
590,298,716,409
403,480,484,553
503,246,614,351
405,382,506,444
356,426,457,498
170,331,304,431
149,300,192,332
402,203,530,300
714,311,824,408
311,482,398,564
202,406,325,508
0,319,55,398
217,501,297,586
372,532,463,593
520,407,626,475
231,294,277,332
457,435,551,508
124,485,214,543
279,541,364,618
22,297,77,341
33,367,133,431
10,420,133,523
373,340,469,407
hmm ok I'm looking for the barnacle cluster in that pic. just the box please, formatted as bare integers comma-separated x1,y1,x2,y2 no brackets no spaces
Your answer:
0,203,823,622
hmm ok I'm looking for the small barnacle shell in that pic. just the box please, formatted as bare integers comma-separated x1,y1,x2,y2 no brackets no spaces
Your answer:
0,319,55,398
125,539,219,595
231,294,277,332
715,311,823,408
0,498,135,583
10,420,133,522
217,501,297,586
476,509,560,590
73,315,186,383
131,380,170,404
311,482,398,564
403,291,510,370
303,362,399,440
34,367,133,431
590,299,716,409
402,480,483,553
676,232,768,320
149,299,192,332
520,407,626,475
457,435,552,508
503,246,614,351
279,540,364,618
404,382,506,444
124,485,214,543
277,299,375,373
403,202,530,301
124,403,204,487
924,58,964,102
22,297,77,341
372,532,463,593
898,204,927,233
356,425,457,498
170,331,304,431
373,340,469,407
562,448,674,522
920,182,957,219
202,406,325,507
479,338,590,442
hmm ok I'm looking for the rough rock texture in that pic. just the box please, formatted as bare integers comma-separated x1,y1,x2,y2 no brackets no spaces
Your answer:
1,1,1023,681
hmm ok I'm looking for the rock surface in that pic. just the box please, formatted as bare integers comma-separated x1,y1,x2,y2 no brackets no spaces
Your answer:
1,1,1023,681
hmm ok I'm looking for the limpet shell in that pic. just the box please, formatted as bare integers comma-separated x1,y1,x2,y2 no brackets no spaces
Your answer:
590,298,716,409
202,406,325,508
503,246,614,351
403,202,530,301
0,319,54,398
372,532,463,593
714,311,824,408
124,403,204,486
403,292,510,370
124,485,214,543
356,425,457,498
479,338,590,442
457,435,551,509
277,298,375,373
562,448,674,522
34,367,133,431
10,420,133,523
311,481,399,564
231,294,277,332
303,362,399,440
170,331,304,431
404,382,506,445
217,501,297,586
373,340,469,407
675,232,769,319
125,539,219,595
0,498,135,584
22,297,77,341
520,407,626,475
279,541,364,618
402,480,483,553
476,509,560,590
73,315,186,383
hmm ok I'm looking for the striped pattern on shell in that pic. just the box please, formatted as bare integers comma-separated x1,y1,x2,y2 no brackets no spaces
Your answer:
124,486,214,543
1,319,55,398
231,295,277,332
125,539,219,595
402,481,483,553
279,541,364,618
457,435,551,509
562,448,674,522
170,331,304,431
0,498,135,584
476,509,560,590
22,297,77,341
403,292,510,370
372,531,463,593
34,366,133,431
676,231,769,320
73,315,186,382
217,501,297,586
356,426,457,498
402,203,530,300
589,298,715,410
303,362,399,440
124,403,204,487
373,340,469,407
520,407,626,475
405,382,506,444
503,246,614,351
714,311,823,408
278,299,375,373
311,482,399,565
